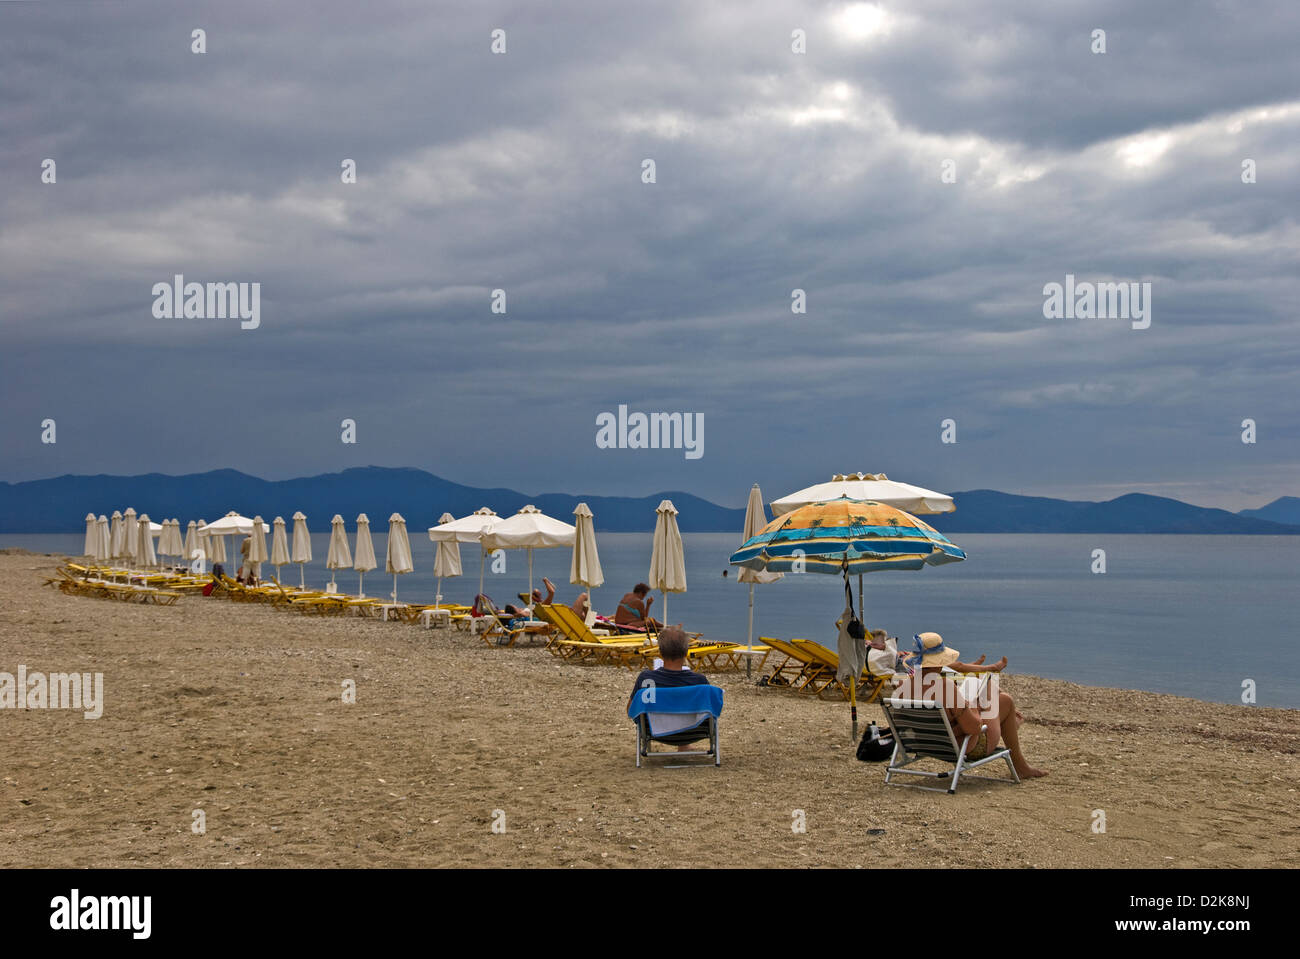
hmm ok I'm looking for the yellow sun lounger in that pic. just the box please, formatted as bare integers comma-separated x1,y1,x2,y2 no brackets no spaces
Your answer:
789,639,898,703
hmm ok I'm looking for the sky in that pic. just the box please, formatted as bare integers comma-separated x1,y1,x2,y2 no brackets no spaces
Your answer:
2,0,1298,511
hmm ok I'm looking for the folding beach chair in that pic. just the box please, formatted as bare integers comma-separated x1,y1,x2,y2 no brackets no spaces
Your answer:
881,698,1020,794
628,684,724,767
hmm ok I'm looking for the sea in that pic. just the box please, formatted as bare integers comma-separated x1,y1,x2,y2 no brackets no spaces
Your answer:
5,532,1298,709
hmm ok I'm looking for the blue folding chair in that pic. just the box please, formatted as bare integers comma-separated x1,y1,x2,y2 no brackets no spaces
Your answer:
627,684,724,767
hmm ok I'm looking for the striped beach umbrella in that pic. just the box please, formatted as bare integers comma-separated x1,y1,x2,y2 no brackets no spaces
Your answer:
730,496,965,739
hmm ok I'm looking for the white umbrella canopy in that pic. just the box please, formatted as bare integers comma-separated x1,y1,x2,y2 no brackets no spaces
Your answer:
429,507,500,598
291,511,312,588
137,515,157,567
353,514,377,596
270,517,291,581
109,510,124,563
431,512,462,605
200,512,269,573
183,521,199,569
95,515,110,564
570,502,603,623
648,499,687,621
83,514,97,558
202,519,226,566
481,505,576,613
247,515,269,579
738,484,782,670
121,508,138,565
385,513,414,601
325,514,352,588
771,472,955,516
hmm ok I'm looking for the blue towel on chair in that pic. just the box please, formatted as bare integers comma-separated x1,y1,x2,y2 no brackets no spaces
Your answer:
628,685,723,736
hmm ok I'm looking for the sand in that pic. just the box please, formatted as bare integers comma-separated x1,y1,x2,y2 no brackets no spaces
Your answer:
1,550,1297,869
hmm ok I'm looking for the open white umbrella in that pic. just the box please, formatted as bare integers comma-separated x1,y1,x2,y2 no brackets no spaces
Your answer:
326,514,352,589
83,513,97,560
95,515,110,565
431,512,462,605
738,484,783,675
353,514,377,597
199,512,270,574
771,472,955,516
121,508,138,566
291,512,312,588
648,499,686,623
109,510,124,564
481,505,576,613
271,517,290,584
570,502,603,623
386,513,414,601
429,507,500,599
138,514,157,567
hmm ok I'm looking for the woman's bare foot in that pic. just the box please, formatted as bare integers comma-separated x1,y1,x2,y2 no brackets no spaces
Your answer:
1016,765,1048,779
991,656,1008,672
972,654,986,665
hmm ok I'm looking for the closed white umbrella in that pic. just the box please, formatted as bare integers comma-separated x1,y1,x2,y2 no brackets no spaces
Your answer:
121,508,138,566
326,514,352,589
481,505,576,614
429,507,500,599
738,484,783,674
201,519,225,567
386,513,414,601
109,510,124,564
570,502,603,623
247,515,268,580
183,521,200,571
138,514,157,567
648,499,687,622
353,514,377,596
82,513,97,560
270,517,290,583
431,512,462,605
95,515,110,564
291,511,312,588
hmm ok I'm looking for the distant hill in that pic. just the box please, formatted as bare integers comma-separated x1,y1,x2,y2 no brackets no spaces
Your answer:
932,490,1300,535
0,466,746,534
1238,496,1300,526
0,469,1296,535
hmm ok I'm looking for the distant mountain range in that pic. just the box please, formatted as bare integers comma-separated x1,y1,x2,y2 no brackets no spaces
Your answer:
1,467,1297,535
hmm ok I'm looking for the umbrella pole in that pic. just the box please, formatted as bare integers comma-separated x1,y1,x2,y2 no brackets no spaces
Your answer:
849,676,858,742
746,583,755,679
393,572,398,602
436,575,442,606
528,549,534,613
300,564,305,589
359,571,364,597
478,551,485,600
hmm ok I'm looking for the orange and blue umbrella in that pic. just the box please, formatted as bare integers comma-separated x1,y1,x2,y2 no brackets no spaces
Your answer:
729,496,965,575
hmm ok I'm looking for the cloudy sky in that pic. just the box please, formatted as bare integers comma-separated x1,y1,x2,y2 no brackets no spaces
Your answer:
2,0,1297,510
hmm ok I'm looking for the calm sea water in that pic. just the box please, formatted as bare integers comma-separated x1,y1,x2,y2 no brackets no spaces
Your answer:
7,532,1298,708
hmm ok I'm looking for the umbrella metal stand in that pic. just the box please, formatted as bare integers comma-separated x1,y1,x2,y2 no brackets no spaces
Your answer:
746,583,755,679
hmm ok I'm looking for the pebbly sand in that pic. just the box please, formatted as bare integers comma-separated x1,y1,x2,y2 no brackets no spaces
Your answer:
1,551,1297,869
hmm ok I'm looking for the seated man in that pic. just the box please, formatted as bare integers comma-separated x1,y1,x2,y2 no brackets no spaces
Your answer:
627,626,709,750
614,582,661,630
893,632,1046,779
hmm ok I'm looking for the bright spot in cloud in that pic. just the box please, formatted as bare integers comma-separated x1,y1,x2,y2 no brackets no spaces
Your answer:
1117,132,1172,168
835,3,891,41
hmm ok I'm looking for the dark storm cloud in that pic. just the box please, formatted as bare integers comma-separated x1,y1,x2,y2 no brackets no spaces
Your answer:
1,0,1297,511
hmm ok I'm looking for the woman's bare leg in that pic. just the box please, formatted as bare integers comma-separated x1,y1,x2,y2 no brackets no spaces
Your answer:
995,692,1046,778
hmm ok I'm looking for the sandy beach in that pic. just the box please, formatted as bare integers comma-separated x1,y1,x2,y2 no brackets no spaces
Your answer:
2,550,1297,869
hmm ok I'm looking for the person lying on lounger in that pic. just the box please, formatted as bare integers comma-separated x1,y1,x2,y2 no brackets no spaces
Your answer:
893,632,1047,779
505,577,555,619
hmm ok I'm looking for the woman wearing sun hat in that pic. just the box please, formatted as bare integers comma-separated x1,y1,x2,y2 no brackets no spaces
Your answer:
895,632,1047,779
